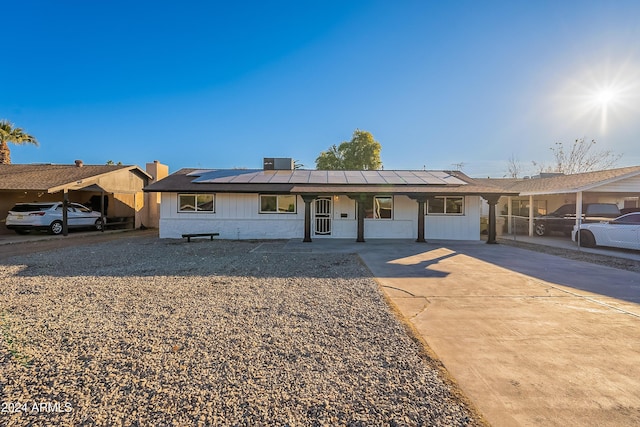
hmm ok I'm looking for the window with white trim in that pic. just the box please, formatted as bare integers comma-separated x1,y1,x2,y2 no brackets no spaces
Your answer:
178,194,215,212
259,194,297,213
427,196,464,215
365,196,393,219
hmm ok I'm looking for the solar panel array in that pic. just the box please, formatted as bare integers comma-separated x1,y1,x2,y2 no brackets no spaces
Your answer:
190,169,467,185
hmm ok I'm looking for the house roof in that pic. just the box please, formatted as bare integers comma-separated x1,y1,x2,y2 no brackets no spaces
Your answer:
477,166,640,196
144,168,513,196
189,169,469,185
0,164,151,193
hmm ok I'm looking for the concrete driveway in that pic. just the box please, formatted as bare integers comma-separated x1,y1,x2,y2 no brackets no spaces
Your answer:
282,239,640,426
359,240,640,427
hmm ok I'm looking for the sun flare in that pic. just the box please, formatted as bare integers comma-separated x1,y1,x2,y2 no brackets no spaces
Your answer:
556,63,640,133
593,88,616,106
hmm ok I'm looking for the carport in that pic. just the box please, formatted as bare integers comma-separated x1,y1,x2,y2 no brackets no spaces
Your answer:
0,163,151,235
480,166,640,236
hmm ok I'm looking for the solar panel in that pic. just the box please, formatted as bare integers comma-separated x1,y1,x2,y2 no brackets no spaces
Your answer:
361,171,387,184
308,170,329,184
378,171,408,184
191,168,468,186
291,170,311,183
344,171,368,184
191,169,261,182
268,170,295,183
327,170,347,184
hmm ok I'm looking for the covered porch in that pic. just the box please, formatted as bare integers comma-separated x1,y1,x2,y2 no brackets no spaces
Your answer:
292,187,509,244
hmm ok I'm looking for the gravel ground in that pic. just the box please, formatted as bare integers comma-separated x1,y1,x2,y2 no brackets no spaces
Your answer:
0,236,482,426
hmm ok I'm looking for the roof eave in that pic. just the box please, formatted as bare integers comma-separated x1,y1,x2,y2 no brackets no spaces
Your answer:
47,166,151,193
574,169,640,192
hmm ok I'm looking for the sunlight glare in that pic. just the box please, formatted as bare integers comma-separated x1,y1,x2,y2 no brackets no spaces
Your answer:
554,62,640,134
594,88,616,106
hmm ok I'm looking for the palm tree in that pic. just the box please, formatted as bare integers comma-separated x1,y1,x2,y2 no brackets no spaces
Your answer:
0,120,39,164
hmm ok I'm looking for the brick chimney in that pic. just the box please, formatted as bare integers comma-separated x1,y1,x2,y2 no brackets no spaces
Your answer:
74,159,84,167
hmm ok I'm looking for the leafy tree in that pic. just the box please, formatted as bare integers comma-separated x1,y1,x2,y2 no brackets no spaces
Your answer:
315,144,343,170
0,120,39,164
106,160,123,166
533,138,622,175
316,129,382,170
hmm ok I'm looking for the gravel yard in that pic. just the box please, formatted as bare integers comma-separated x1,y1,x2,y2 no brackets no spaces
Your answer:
0,236,482,426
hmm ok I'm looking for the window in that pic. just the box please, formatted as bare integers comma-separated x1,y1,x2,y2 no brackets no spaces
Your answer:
178,194,215,212
365,196,393,219
259,195,297,213
615,213,640,224
427,196,464,215
71,203,92,213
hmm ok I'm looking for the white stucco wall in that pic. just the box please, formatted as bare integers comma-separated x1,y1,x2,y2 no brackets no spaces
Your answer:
159,193,482,240
425,195,481,240
159,193,304,239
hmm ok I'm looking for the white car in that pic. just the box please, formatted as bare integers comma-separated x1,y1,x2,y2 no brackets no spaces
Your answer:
5,202,105,235
572,213,640,250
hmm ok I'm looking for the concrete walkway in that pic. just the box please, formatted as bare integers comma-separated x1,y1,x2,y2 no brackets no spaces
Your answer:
279,239,640,427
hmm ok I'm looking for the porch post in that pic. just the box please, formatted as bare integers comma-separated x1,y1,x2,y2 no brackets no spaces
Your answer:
100,190,105,233
528,195,534,237
348,194,370,242
507,196,512,235
415,196,427,243
62,189,69,236
575,191,583,230
356,198,366,242
301,195,316,243
482,194,501,244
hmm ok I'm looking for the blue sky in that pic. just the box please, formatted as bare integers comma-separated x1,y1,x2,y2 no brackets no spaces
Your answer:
3,0,640,177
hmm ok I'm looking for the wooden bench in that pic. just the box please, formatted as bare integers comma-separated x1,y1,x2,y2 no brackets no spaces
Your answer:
182,232,220,242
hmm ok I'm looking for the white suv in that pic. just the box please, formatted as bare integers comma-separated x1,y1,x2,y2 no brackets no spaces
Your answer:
5,202,105,235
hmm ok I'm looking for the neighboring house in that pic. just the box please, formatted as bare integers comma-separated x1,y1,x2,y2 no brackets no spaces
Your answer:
0,161,168,234
144,158,513,242
477,166,640,236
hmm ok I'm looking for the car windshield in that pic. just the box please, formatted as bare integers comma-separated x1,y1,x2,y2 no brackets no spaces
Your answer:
72,204,92,213
588,205,620,215
10,204,54,212
554,205,575,215
614,213,640,224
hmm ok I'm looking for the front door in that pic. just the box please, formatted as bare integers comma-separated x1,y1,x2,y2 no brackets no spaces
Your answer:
314,197,332,235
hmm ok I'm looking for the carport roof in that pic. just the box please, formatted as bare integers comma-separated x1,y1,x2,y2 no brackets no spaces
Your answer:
478,166,640,196
0,164,151,193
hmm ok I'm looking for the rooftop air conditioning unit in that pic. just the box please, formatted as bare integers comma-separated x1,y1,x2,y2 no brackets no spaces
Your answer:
263,158,294,170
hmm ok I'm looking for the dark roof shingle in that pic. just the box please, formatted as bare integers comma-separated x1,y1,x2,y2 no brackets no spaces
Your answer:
0,164,145,192
476,166,640,195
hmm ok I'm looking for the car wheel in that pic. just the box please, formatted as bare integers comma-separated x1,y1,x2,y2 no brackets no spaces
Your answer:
534,222,547,236
49,220,63,235
95,218,104,231
578,230,596,248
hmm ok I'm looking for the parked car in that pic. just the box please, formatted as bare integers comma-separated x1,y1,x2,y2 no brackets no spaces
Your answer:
533,203,621,236
5,202,105,235
620,207,640,215
572,213,640,249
